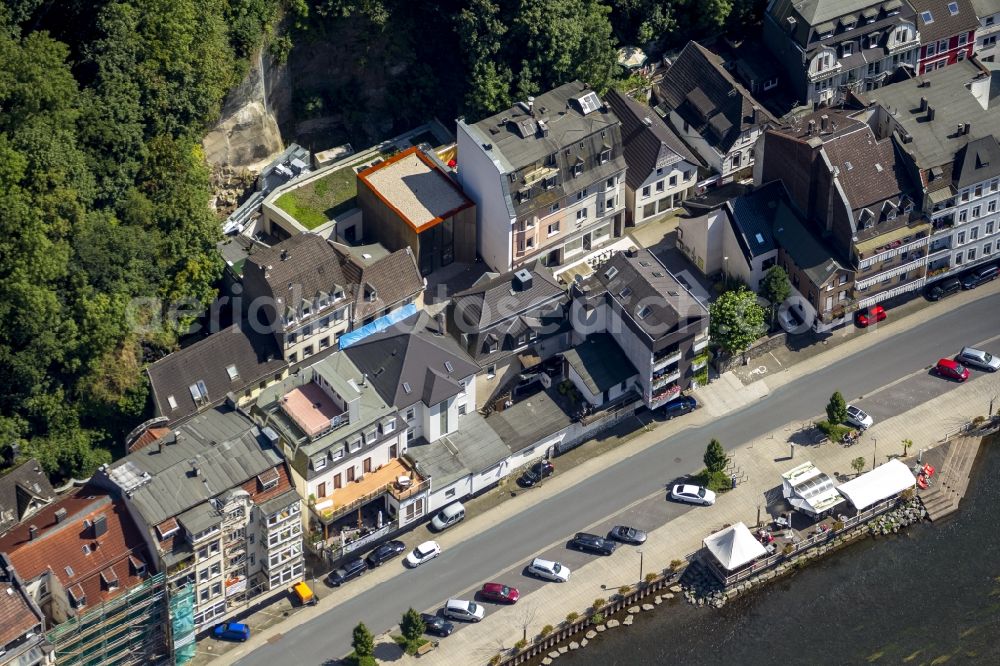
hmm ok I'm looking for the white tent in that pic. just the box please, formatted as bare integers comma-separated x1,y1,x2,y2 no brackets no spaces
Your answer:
703,522,767,571
781,461,845,516
838,458,915,510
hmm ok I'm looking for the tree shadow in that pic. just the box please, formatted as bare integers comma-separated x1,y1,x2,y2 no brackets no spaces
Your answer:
373,639,405,662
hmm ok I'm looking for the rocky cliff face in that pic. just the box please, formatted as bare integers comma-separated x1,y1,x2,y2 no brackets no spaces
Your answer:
202,51,289,172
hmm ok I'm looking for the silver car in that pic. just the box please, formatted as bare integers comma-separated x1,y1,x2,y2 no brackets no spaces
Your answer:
443,599,485,622
845,405,874,430
527,557,570,582
957,347,1000,372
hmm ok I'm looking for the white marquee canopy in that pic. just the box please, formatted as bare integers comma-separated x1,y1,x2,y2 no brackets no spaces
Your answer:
837,458,916,510
703,522,767,571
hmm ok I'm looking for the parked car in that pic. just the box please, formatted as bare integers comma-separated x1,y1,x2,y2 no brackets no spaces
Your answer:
607,525,647,545
661,395,697,419
518,460,555,487
405,541,441,567
365,540,406,567
960,263,999,289
934,358,970,382
568,532,617,556
855,305,887,327
925,277,961,301
328,557,367,586
443,599,485,622
213,623,250,642
845,405,874,430
479,583,520,604
956,347,1000,372
430,502,466,531
420,613,454,637
527,557,571,582
670,484,716,506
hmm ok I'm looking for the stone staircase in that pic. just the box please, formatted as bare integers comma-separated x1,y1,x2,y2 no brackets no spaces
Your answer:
919,435,982,521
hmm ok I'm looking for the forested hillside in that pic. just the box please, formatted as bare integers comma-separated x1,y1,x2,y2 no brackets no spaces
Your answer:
0,0,762,482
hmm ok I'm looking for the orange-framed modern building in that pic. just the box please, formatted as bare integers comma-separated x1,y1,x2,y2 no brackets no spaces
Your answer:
357,146,476,275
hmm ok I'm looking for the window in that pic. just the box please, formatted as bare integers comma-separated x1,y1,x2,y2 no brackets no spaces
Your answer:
972,206,981,218
405,407,415,421
606,197,615,210
643,202,656,218
572,163,584,177
458,404,467,416
669,175,677,187
959,210,968,223
842,42,854,57
576,209,588,221
544,176,556,189
314,457,326,471
599,149,611,163
985,242,993,255
971,227,979,240
925,43,937,57
920,11,933,24
988,221,995,234
948,1,959,15
656,180,665,193
958,231,966,244
288,352,297,363
606,177,614,189
550,202,560,213
731,154,741,170
958,33,968,47
487,364,496,379
956,251,964,264
167,395,178,410
407,428,414,442
968,248,977,261
642,185,651,198
383,419,395,433
547,221,560,236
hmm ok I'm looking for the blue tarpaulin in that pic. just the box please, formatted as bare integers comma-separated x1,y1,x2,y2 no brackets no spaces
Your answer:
339,303,418,349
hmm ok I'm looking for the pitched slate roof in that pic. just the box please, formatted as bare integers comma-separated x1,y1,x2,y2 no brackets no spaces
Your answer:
99,406,282,529
773,209,846,286
767,0,912,48
821,122,905,211
727,181,787,260
244,233,348,310
331,244,424,323
911,0,978,44
604,88,699,190
0,488,153,612
952,135,1000,188
345,313,479,410
592,248,709,347
453,262,564,330
147,322,286,424
0,460,55,536
656,42,775,153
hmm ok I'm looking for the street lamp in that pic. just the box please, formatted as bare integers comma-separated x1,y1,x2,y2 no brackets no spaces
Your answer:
723,256,729,286
872,437,878,469
637,549,644,582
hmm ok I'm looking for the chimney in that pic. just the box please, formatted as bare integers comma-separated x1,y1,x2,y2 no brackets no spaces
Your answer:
528,96,535,116
434,311,447,336
28,525,37,540
927,107,935,121
512,269,534,292
964,122,972,135
807,119,816,135
54,508,68,524
919,96,928,112
820,114,829,132
280,249,288,261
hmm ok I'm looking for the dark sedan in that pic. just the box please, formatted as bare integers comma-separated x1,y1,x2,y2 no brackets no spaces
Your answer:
568,532,617,556
420,613,454,637
607,525,647,545
661,395,697,419
518,460,555,487
327,558,367,586
365,540,406,567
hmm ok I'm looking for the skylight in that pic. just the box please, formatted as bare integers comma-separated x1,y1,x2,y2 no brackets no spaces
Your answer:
755,233,765,244
619,287,632,298
604,266,619,280
403,382,412,394
921,10,933,23
226,364,239,381
637,305,653,320
444,361,454,373
948,2,959,16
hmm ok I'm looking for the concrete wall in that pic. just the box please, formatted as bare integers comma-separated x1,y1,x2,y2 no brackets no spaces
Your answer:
677,209,727,275
457,122,515,271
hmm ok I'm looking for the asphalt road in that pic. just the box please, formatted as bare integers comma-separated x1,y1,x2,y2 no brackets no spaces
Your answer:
237,292,1000,666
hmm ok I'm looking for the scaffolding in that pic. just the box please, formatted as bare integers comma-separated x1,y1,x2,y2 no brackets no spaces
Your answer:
168,585,196,666
45,572,169,666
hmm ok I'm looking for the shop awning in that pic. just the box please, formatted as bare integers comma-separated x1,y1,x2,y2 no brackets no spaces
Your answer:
782,461,845,516
704,522,767,571
838,459,915,510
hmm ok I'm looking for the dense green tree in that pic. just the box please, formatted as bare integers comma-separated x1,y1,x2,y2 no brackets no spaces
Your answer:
826,391,848,425
760,265,792,327
400,607,425,644
352,622,375,658
456,0,512,119
704,439,728,474
709,288,767,356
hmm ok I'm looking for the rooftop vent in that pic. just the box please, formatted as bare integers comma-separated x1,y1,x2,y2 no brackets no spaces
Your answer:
54,508,68,523
512,268,534,291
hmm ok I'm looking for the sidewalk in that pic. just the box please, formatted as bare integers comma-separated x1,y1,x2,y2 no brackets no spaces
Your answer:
399,365,1000,666
209,280,1000,665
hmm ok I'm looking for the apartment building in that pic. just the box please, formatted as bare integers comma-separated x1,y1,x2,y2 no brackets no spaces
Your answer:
251,352,429,552
755,109,926,313
449,264,569,410
655,41,776,184
571,248,710,409
603,88,701,226
456,81,627,272
763,0,921,105
0,489,168,666
911,0,978,74
94,406,303,633
0,459,55,537
972,0,1000,62
0,553,45,666
860,58,1000,283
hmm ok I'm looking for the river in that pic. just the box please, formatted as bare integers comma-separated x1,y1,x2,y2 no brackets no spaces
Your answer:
563,438,1000,666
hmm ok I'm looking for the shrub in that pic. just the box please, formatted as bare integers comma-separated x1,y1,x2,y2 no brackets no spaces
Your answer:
618,584,632,596
591,598,606,612
514,638,528,651
901,487,915,501
591,612,605,625
645,572,659,584
540,624,554,637
782,543,795,555
565,611,580,624
832,520,845,531
670,559,684,570
489,655,502,666
972,415,986,425
816,420,851,443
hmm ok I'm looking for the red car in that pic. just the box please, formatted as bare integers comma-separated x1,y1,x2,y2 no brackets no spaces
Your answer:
855,305,887,327
934,358,970,382
479,583,520,604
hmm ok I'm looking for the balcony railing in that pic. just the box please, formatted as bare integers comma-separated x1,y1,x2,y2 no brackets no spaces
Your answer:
932,216,955,234
806,63,842,82
652,349,681,371
855,257,927,290
647,384,681,407
693,337,709,353
652,370,681,390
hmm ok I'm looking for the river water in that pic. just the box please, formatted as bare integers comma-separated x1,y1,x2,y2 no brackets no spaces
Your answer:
564,439,1000,666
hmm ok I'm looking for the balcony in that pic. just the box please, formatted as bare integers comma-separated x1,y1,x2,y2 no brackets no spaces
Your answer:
932,215,955,235
652,349,681,371
854,257,927,290
807,63,842,82
310,458,428,526
690,354,709,372
651,369,681,390
692,337,709,353
647,384,681,408
887,32,920,55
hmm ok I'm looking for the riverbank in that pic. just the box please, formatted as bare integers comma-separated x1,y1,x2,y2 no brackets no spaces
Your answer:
555,433,1000,666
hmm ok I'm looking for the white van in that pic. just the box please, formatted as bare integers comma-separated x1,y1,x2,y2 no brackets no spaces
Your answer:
431,502,465,531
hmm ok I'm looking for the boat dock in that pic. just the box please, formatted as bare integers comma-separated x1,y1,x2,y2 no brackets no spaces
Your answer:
918,435,984,521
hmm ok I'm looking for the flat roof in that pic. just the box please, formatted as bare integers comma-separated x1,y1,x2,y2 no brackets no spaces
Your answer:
358,147,472,233
486,388,574,453
280,383,345,439
407,413,508,488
